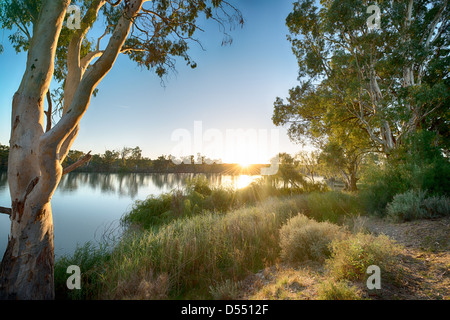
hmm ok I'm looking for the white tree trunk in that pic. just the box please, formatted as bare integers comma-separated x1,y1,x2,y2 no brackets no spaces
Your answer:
1,0,145,299
0,0,70,300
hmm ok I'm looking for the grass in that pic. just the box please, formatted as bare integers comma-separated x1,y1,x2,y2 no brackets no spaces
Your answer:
121,176,361,233
317,280,363,300
279,214,347,263
56,195,310,299
54,177,423,300
119,176,284,230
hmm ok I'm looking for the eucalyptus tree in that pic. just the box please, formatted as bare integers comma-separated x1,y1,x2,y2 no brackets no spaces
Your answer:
279,0,449,155
0,0,242,299
273,80,375,191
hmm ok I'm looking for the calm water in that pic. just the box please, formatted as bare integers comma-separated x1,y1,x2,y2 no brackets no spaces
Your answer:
0,172,260,258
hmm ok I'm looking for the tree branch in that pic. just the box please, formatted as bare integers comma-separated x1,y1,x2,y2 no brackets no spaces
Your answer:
45,90,53,132
41,0,145,156
62,151,92,175
0,206,11,216
80,50,104,70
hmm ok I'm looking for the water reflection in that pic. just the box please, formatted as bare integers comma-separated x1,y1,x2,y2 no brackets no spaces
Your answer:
0,171,7,190
57,172,258,199
0,172,260,257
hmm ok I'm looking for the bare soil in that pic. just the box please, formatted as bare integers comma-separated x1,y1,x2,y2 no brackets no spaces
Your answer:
238,216,449,300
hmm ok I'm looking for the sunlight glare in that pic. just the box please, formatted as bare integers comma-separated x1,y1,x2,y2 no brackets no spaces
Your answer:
236,175,255,189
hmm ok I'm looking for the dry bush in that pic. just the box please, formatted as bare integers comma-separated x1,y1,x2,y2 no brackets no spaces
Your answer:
279,214,348,263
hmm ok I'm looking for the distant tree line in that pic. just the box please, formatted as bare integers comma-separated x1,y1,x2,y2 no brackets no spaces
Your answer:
0,143,8,171
0,142,350,189
51,146,265,174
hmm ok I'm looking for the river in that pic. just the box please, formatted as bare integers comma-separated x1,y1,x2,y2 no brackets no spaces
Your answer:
0,171,260,258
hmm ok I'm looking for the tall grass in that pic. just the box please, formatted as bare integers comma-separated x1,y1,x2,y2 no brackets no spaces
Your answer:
305,191,361,223
56,196,309,299
120,176,284,230
55,242,112,300
55,176,366,300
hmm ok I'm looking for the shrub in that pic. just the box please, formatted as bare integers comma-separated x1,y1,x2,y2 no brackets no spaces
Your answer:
204,187,234,213
326,233,402,282
359,130,450,216
120,192,173,229
386,189,428,222
279,214,347,263
386,189,450,222
185,175,212,196
422,195,450,218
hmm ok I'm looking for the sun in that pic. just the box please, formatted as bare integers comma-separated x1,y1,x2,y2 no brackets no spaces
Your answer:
238,160,251,169
236,175,255,189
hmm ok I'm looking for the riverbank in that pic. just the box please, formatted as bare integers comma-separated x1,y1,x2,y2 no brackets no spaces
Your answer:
54,182,449,300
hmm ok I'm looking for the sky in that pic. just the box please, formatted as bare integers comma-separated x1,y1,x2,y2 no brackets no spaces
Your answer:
0,0,307,164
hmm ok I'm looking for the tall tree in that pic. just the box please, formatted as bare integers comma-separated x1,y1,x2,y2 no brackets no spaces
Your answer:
273,81,374,191
283,0,449,155
0,0,242,299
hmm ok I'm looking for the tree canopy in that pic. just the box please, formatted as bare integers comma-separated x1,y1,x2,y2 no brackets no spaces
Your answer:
274,0,449,156
1,0,244,117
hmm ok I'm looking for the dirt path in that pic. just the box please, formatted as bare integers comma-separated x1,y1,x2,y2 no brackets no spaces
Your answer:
363,216,449,300
239,216,449,300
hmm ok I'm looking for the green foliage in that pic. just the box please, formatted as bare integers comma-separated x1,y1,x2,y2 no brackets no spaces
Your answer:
54,242,112,300
305,191,361,223
387,190,450,222
99,197,306,298
120,193,173,229
0,0,40,52
278,0,449,159
326,233,402,282
185,175,212,197
0,143,9,171
358,160,411,216
359,130,450,216
279,214,347,263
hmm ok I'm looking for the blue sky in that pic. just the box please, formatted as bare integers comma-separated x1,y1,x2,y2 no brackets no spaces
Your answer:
0,0,306,163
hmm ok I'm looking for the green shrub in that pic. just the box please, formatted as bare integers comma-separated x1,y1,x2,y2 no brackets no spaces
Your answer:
120,192,173,229
279,214,347,263
422,195,450,218
204,187,234,213
387,189,450,221
386,189,428,222
359,130,450,216
185,175,212,196
326,233,402,282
